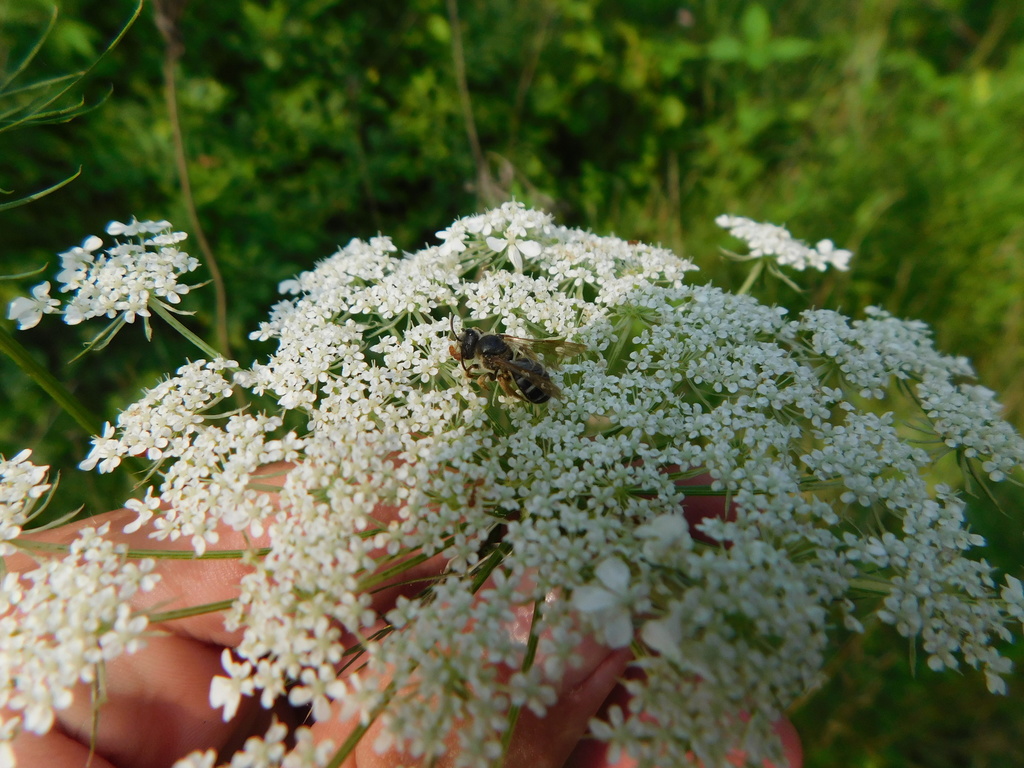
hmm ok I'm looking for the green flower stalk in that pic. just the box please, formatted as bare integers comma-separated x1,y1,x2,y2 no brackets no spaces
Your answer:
3,203,1023,767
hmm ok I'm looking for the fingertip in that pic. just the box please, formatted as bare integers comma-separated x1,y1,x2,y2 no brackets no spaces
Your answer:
505,646,631,768
773,717,803,768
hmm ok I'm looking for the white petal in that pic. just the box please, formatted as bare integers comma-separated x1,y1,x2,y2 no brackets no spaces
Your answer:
29,282,53,300
603,610,634,648
572,585,617,612
642,617,683,662
209,676,242,721
7,297,42,329
517,239,542,257
1002,574,1024,602
595,557,631,593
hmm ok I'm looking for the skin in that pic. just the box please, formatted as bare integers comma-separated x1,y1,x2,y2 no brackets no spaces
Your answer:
6,465,801,768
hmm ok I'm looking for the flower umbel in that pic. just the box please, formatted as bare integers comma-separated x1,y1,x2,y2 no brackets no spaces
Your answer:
7,219,197,330
0,450,52,552
5,202,1022,767
716,213,853,271
0,524,157,741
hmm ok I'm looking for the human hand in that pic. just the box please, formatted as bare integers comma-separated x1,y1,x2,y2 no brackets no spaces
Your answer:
6,465,801,768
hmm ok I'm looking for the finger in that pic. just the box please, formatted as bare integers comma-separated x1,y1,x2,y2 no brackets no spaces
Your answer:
9,630,295,768
305,646,632,768
6,461,456,767
63,634,250,768
6,505,263,649
7,511,270,768
504,642,632,768
355,500,452,617
5,474,289,766
566,678,804,768
7,460,298,644
773,718,803,768
306,582,632,768
6,465,432,646
11,729,118,768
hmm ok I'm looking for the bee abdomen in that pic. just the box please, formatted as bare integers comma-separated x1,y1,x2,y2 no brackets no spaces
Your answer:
510,359,553,403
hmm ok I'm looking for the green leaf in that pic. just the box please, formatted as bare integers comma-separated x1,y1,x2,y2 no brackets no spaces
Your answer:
0,324,99,436
771,37,816,62
0,166,81,212
3,89,111,128
740,3,772,45
0,264,49,281
425,13,451,44
0,1,141,135
659,94,686,128
706,35,743,62
0,6,58,92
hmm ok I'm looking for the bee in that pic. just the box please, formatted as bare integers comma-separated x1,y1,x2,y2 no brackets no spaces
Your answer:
449,317,586,403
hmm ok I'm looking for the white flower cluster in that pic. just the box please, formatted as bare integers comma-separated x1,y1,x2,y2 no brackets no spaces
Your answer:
0,524,158,744
6,218,197,329
917,376,1024,481
435,200,554,270
78,358,305,554
80,358,239,473
7,203,1023,767
170,720,334,768
0,450,51,554
716,213,853,271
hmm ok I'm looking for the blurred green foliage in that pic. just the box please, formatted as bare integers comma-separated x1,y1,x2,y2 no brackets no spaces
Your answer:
1,1,1023,766
0,2,140,212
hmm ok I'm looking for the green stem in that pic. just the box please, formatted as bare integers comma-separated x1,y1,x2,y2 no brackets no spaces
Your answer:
471,542,510,592
148,598,236,624
848,576,894,595
735,259,764,296
15,539,269,561
151,302,223,360
125,546,270,560
446,0,496,205
358,550,434,593
325,681,397,768
0,324,100,435
12,540,73,556
502,597,542,754
161,37,232,360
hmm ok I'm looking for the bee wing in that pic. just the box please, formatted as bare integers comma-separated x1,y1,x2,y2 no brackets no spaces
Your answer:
490,357,563,399
501,335,587,367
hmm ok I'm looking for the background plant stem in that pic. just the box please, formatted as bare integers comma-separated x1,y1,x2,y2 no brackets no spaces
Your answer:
157,0,231,360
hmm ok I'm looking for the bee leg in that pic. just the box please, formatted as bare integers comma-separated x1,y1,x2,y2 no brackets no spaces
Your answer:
496,373,526,402
471,372,501,400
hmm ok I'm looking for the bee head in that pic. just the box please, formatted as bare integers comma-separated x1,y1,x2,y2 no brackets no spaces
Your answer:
450,316,482,360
